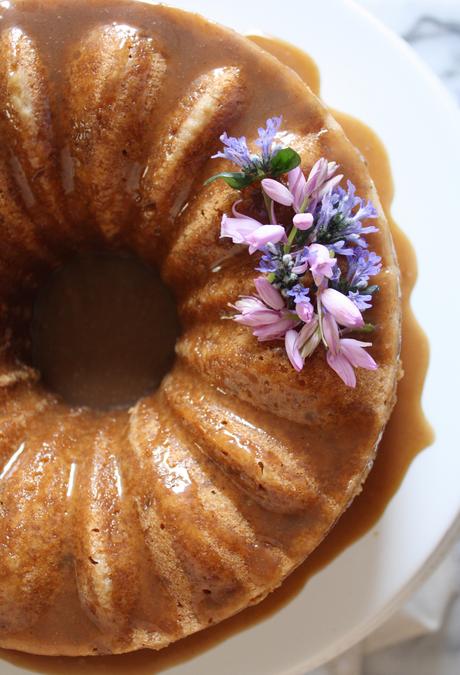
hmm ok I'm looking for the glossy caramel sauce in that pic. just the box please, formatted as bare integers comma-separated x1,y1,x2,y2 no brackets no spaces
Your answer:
1,26,433,675
31,255,179,409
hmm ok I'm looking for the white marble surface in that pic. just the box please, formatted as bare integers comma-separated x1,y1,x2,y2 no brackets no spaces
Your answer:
356,0,460,104
309,1,460,674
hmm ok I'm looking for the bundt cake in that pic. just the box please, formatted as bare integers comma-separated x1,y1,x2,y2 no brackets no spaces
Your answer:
0,0,401,657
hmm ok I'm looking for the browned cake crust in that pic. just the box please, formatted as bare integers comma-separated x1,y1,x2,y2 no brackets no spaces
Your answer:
0,0,400,656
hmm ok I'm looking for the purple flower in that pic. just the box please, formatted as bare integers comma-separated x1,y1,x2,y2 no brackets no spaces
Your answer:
214,123,380,385
292,247,310,275
256,244,279,273
332,181,378,229
255,245,303,288
255,116,283,162
232,279,298,341
347,247,382,289
288,285,314,322
314,189,336,230
287,284,310,304
212,132,256,170
322,313,377,387
315,181,378,249
330,264,342,284
328,240,354,257
320,287,364,328
307,243,337,285
348,290,373,311
211,117,286,185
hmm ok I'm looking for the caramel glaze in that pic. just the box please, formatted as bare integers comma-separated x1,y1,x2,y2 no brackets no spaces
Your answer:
1,29,433,675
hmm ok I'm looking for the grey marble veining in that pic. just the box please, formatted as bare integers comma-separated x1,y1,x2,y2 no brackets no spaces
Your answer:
356,0,460,104
403,16,460,102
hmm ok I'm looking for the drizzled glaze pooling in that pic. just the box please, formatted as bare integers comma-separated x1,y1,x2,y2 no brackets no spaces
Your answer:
0,1,430,670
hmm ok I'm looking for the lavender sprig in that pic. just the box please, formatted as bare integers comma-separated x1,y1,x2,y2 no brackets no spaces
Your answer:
314,181,378,249
206,116,301,190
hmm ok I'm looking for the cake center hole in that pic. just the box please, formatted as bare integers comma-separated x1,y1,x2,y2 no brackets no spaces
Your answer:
31,254,180,409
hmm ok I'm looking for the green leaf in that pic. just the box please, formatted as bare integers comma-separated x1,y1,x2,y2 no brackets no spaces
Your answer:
204,171,254,190
269,147,301,176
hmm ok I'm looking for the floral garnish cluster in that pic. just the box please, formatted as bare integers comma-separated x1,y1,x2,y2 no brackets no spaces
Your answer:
208,116,382,388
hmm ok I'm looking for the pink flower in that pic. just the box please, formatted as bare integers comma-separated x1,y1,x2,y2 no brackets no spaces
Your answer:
327,340,378,387
221,213,286,254
253,316,299,341
246,225,287,254
287,166,307,212
233,297,281,327
285,329,303,371
320,287,364,328
261,159,342,214
221,213,260,243
322,311,340,351
232,279,298,342
296,298,314,323
285,318,320,372
254,277,284,310
305,158,342,201
299,320,321,358
322,312,377,387
287,159,343,212
293,213,314,230
307,243,337,285
261,178,293,206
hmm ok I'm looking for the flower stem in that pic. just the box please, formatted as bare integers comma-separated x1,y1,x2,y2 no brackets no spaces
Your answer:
284,226,298,254
300,196,310,213
263,192,277,224
341,323,375,336
316,296,328,348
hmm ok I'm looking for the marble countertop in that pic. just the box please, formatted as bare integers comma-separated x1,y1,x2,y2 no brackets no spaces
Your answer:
356,0,460,105
310,1,460,674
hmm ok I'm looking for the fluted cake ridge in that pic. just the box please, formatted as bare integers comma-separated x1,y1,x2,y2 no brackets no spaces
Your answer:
0,0,400,656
